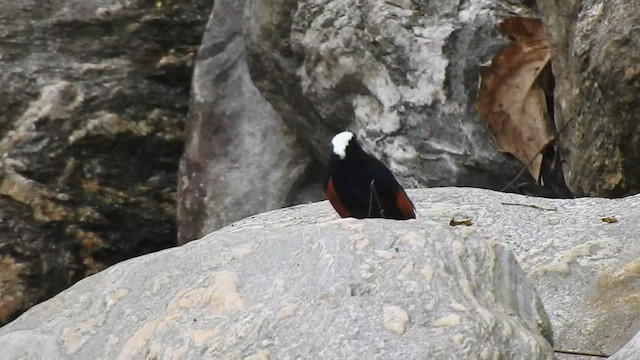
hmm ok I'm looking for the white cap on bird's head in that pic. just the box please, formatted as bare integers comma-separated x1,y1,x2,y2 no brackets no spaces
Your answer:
331,131,354,160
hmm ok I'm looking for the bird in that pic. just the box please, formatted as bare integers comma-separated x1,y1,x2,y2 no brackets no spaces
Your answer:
324,131,416,220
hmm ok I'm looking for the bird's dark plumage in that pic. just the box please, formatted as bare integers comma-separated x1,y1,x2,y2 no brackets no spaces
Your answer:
324,131,416,220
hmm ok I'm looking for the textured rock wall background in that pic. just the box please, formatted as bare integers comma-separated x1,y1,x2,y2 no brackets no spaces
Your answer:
0,0,213,324
4,0,640,348
538,0,640,197
177,0,322,244
180,0,546,243
178,0,561,243
243,0,537,190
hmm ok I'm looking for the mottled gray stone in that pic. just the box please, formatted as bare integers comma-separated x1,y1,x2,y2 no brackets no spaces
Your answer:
0,190,554,359
609,330,640,360
178,0,319,244
223,187,640,356
243,0,538,190
0,0,212,324
538,0,640,197
3,187,637,358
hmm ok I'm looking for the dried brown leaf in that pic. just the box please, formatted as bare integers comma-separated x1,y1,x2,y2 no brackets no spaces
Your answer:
449,218,473,226
477,17,553,180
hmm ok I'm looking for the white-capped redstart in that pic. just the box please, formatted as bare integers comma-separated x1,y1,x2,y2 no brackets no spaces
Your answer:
325,131,416,220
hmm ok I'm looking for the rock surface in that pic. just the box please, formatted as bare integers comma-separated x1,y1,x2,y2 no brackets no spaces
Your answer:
538,0,640,197
4,187,640,357
610,329,640,360
220,187,640,357
0,0,212,324
243,0,538,190
0,196,554,359
177,0,321,244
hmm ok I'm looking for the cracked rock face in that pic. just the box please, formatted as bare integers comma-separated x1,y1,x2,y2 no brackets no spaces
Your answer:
0,0,212,324
177,0,321,244
0,199,553,359
243,0,536,189
538,0,640,197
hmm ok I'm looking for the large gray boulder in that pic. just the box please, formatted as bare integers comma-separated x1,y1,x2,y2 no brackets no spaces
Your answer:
215,187,640,358
610,330,640,360
412,187,640,357
4,187,640,357
538,0,640,197
242,0,534,190
0,0,212,324
216,187,640,358
0,192,554,359
177,0,320,244
6,188,640,360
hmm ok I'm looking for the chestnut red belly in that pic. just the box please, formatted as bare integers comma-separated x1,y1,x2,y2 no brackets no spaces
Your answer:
325,176,415,220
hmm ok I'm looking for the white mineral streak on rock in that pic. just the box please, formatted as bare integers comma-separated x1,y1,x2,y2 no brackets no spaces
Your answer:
383,305,410,334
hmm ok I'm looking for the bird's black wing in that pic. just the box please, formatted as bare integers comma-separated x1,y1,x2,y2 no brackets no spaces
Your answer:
366,159,415,219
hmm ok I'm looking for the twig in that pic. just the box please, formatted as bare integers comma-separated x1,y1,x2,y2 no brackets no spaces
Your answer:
368,180,374,217
501,202,557,211
369,180,385,217
554,349,608,358
553,311,608,358
384,1,404,10
500,117,576,192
